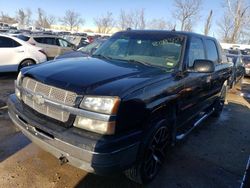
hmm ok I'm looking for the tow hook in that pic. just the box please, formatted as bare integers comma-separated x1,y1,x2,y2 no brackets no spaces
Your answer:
59,155,68,165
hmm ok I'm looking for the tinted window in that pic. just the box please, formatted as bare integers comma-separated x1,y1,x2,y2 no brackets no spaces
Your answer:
33,37,43,43
0,36,21,48
188,37,205,67
34,37,57,45
16,35,30,41
43,37,57,45
205,40,219,63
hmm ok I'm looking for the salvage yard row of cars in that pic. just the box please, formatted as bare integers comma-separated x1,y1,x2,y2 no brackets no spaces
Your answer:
1,28,250,184
0,31,108,72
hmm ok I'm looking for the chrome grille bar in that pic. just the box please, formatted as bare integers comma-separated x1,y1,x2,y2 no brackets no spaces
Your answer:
21,77,77,122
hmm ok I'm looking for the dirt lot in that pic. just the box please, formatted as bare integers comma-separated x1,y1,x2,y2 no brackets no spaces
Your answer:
0,73,250,188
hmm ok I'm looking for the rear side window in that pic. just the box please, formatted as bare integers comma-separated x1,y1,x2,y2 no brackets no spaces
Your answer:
0,36,21,48
43,37,57,45
205,39,219,63
34,37,57,45
33,37,43,43
16,35,30,41
188,37,205,67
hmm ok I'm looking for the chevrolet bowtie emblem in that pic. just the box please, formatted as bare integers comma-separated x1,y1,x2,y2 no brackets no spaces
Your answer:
32,95,45,105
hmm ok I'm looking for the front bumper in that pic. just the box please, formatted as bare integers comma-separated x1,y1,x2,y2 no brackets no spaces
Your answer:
8,94,140,175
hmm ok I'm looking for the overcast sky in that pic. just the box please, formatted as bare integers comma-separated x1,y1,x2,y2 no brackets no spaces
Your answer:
1,0,225,34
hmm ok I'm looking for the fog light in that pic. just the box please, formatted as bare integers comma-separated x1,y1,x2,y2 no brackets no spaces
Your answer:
74,116,115,135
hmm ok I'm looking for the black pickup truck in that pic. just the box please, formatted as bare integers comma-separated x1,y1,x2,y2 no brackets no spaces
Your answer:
8,30,232,184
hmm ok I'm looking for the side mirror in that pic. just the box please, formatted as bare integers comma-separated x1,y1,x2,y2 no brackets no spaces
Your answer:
193,59,215,73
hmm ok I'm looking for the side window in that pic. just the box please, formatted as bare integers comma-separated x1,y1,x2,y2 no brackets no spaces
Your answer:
43,37,57,45
188,37,205,67
33,37,43,43
0,36,21,48
205,39,219,63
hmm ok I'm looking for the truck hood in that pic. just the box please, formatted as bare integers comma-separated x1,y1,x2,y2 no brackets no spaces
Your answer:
23,57,170,96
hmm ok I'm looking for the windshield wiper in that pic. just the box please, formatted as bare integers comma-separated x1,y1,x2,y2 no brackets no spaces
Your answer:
92,54,113,60
126,59,153,67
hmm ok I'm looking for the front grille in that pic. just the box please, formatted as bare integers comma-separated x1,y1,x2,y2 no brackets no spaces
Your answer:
21,77,77,122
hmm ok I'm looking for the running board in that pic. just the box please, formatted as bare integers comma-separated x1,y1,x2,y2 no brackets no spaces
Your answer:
176,108,215,140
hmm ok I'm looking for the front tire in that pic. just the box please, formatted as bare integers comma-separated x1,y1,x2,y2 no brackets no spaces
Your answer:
124,121,172,184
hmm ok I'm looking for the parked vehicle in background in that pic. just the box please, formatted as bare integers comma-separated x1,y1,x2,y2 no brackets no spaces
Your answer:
226,54,245,88
242,55,250,77
0,34,47,72
55,39,106,59
76,37,90,48
87,35,94,43
241,49,250,55
15,34,76,60
63,35,90,48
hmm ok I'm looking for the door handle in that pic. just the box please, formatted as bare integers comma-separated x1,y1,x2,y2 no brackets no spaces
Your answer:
16,50,24,53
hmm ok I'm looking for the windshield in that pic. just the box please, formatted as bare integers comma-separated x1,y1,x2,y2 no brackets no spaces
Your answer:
93,32,185,69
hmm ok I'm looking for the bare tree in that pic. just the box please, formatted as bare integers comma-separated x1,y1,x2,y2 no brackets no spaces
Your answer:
0,12,17,24
60,10,84,31
47,15,56,26
217,0,250,43
204,10,213,35
16,9,32,29
172,0,202,31
16,9,26,29
132,9,146,29
217,14,234,42
117,9,146,30
117,10,129,30
35,8,53,29
147,18,174,30
226,0,250,42
25,9,32,26
94,12,116,33
183,18,193,31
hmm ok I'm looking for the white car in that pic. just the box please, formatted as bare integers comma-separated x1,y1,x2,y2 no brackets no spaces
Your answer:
0,34,47,72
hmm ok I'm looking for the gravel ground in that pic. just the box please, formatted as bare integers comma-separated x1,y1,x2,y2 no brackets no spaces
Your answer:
0,74,249,188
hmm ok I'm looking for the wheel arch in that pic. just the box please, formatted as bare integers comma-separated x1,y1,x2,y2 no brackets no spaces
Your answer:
18,58,37,72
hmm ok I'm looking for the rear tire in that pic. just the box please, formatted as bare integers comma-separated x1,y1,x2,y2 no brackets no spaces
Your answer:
124,121,172,184
18,59,35,72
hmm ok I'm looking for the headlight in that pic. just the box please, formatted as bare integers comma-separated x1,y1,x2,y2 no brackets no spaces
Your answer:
74,116,115,135
80,96,120,115
15,72,23,100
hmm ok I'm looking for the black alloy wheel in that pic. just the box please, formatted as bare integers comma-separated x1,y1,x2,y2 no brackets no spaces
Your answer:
125,124,171,184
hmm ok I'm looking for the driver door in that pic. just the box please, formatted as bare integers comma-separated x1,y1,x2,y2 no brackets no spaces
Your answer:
178,37,212,125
